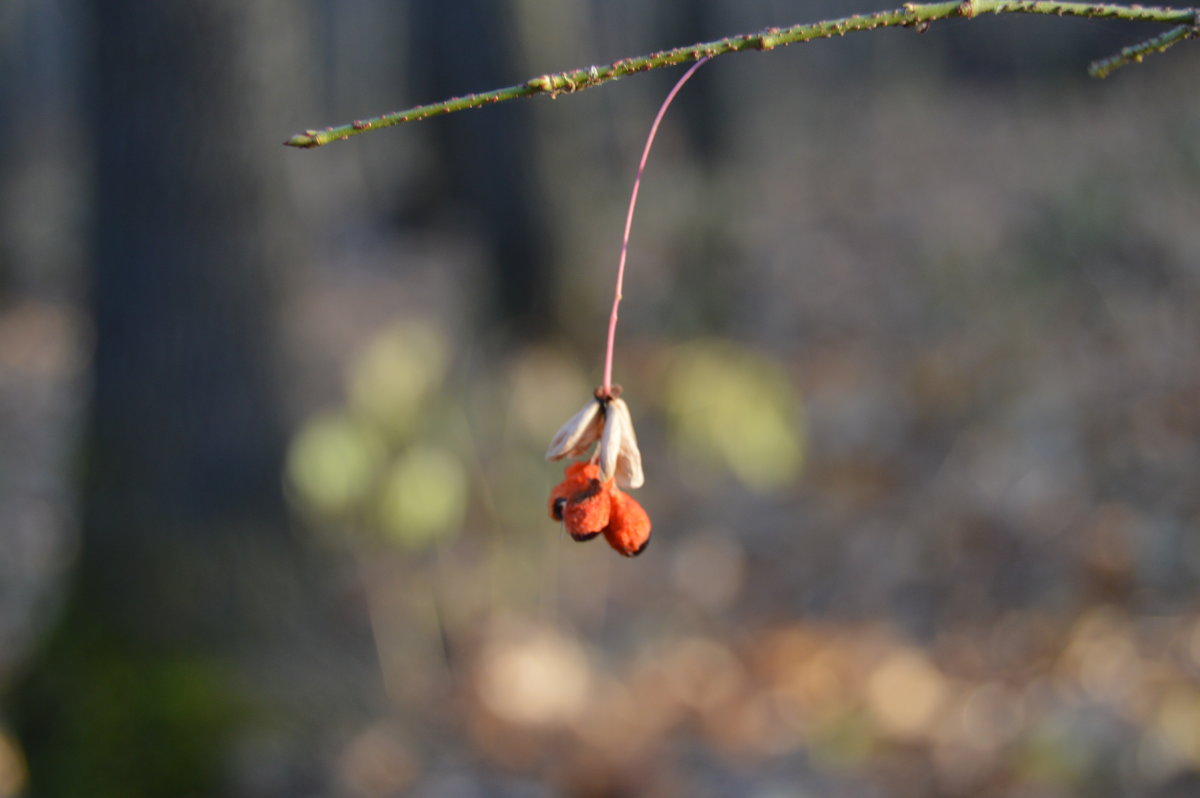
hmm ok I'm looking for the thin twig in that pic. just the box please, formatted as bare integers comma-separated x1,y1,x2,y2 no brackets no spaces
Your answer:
602,57,708,394
1088,16,1199,77
285,1,1198,149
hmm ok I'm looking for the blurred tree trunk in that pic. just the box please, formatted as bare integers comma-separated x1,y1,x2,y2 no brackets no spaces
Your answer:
10,4,374,797
652,0,728,170
0,4,22,298
652,0,744,335
406,0,556,340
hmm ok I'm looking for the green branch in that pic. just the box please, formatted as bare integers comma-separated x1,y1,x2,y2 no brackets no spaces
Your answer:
1088,18,1199,76
285,1,1199,149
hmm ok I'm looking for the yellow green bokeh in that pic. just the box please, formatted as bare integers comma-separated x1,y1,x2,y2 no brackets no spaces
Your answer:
662,340,805,492
376,445,468,549
348,321,449,440
286,412,385,518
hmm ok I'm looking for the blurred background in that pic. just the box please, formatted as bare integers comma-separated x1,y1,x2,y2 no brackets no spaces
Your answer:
2,1,1199,796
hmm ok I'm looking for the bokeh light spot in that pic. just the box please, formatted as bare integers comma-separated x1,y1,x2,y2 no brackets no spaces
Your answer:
866,649,948,740
475,622,591,727
349,322,448,439
287,413,384,518
662,340,805,492
376,446,467,548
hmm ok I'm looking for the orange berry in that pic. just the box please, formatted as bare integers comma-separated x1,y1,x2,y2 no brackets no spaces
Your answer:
548,462,600,520
603,490,651,557
564,479,611,541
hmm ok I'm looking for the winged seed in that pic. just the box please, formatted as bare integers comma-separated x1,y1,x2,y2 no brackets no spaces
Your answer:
597,397,624,482
545,397,603,461
609,398,644,489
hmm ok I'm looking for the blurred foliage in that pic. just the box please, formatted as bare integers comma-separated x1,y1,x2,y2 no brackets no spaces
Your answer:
287,413,385,518
0,726,25,798
376,445,467,547
5,2,1200,796
438,608,1200,797
348,322,449,441
660,339,806,492
9,602,242,798
287,320,467,550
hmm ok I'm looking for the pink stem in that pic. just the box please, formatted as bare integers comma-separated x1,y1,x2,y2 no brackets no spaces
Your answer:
602,56,709,394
